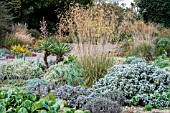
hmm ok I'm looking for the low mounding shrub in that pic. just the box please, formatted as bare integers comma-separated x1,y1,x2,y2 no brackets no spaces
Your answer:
0,90,89,113
22,78,49,92
93,63,170,108
123,57,146,64
101,90,125,106
150,52,170,72
0,59,43,80
43,62,84,86
155,38,170,56
83,97,121,113
55,85,97,108
25,83,97,109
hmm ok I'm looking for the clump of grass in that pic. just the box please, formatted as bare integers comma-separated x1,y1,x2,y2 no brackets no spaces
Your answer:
79,54,114,87
9,23,34,45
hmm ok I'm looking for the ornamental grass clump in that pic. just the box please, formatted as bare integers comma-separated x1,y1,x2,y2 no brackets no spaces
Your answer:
93,63,170,108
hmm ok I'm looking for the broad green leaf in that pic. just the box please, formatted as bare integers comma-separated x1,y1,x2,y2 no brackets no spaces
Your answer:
33,102,44,110
55,100,65,108
40,110,48,113
75,110,84,113
21,100,33,111
0,105,6,113
18,107,28,113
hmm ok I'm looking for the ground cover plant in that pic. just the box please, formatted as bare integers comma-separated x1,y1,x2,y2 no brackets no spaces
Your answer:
93,62,170,108
0,90,90,113
0,59,43,83
1,0,170,112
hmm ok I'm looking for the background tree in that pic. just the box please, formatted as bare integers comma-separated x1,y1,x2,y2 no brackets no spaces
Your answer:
5,0,94,33
135,0,170,27
0,1,13,46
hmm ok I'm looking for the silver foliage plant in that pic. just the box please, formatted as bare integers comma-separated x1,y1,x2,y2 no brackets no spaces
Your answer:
93,63,170,108
0,59,44,80
83,97,121,113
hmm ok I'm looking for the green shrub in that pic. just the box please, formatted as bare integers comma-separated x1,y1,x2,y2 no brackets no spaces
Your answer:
155,38,170,56
43,62,84,86
0,90,89,113
145,104,153,111
79,54,115,87
28,29,41,39
93,63,170,108
123,42,155,61
0,59,44,81
83,97,121,113
0,48,10,55
150,52,170,72
123,57,146,64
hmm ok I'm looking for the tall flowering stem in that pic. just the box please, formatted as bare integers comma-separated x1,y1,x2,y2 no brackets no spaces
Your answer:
40,17,47,38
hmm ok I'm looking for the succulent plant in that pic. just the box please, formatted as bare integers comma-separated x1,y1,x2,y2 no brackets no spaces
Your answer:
83,97,121,113
43,62,84,86
93,63,170,108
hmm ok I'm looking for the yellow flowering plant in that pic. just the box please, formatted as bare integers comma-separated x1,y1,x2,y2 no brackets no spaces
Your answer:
10,45,32,55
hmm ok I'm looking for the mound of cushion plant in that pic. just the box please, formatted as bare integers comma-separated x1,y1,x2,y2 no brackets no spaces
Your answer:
93,63,170,108
24,82,98,109
0,59,44,80
0,90,90,113
83,97,121,113
43,62,84,86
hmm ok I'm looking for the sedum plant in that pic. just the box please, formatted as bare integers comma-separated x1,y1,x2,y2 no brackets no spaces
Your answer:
93,63,170,108
43,62,84,86
0,59,43,81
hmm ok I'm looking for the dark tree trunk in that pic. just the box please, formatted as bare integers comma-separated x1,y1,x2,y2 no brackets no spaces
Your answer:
44,50,50,68
56,56,64,63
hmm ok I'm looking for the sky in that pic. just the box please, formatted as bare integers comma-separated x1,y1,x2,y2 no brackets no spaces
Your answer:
119,0,134,7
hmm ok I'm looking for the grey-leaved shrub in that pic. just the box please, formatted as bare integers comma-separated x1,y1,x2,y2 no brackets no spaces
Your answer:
83,97,121,113
55,85,98,108
123,56,146,64
0,59,44,80
101,90,125,106
93,63,170,108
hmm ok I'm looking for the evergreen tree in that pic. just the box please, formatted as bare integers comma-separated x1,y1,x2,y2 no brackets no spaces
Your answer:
135,0,170,27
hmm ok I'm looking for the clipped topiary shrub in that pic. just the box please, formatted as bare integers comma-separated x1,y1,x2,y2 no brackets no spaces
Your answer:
93,63,170,108
0,59,44,80
123,57,146,64
43,62,84,86
83,97,121,113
